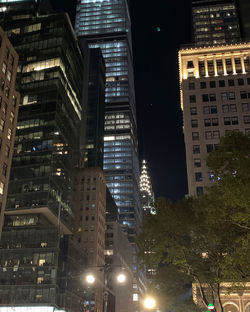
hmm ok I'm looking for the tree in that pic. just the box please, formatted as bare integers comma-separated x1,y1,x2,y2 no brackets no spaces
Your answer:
206,132,250,230
138,133,250,312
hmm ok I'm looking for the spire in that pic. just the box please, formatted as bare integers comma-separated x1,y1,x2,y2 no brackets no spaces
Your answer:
140,159,152,196
140,160,155,214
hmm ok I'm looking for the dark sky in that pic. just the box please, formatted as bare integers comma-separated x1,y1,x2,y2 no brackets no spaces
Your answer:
50,0,192,201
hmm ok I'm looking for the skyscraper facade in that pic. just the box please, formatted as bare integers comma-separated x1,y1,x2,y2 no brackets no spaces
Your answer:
192,0,241,46
75,0,142,240
0,26,19,238
179,43,250,196
0,1,87,310
75,0,143,307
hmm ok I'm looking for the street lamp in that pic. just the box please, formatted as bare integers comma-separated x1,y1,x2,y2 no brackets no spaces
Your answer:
85,274,95,285
117,273,126,283
143,296,157,310
84,266,126,312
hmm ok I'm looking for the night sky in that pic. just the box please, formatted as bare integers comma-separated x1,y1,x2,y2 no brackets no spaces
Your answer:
50,0,192,201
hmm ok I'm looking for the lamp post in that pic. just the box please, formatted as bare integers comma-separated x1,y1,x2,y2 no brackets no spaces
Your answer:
85,265,126,312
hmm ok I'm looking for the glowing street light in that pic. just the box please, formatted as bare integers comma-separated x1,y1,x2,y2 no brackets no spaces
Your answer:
117,273,126,284
85,274,95,285
143,296,157,310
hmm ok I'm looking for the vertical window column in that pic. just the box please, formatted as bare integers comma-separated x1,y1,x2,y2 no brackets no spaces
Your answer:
222,57,227,75
205,59,208,77
232,56,236,75
241,55,246,74
213,57,218,76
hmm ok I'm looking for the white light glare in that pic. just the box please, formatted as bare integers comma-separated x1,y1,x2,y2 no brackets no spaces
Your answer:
85,274,95,284
144,297,156,310
117,273,126,283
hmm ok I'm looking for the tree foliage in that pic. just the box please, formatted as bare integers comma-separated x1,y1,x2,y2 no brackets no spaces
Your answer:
138,132,250,312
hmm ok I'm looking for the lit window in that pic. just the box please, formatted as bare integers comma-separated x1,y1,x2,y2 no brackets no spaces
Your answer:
7,128,12,140
0,182,4,195
2,62,7,74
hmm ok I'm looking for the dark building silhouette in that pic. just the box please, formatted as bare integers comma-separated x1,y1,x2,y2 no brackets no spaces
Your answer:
83,47,105,169
0,1,87,311
237,0,250,40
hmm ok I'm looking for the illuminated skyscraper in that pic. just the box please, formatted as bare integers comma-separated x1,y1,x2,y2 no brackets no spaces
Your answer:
191,0,250,46
140,160,155,215
75,0,141,238
75,0,143,308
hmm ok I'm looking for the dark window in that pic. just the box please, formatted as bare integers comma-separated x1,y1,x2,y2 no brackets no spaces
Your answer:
228,79,235,86
193,145,200,154
211,106,217,114
247,78,250,85
238,78,244,86
242,103,249,112
219,80,225,87
192,132,199,140
190,107,197,115
10,55,14,67
85,216,88,221
195,172,203,182
212,118,218,126
191,119,198,128
224,117,231,125
209,94,216,101
189,95,196,103
210,81,216,88
228,92,235,100
0,78,4,91
241,91,247,99
187,61,194,69
203,106,210,114
213,130,220,138
196,187,203,196
205,131,212,139
221,92,228,101
194,159,201,168
222,105,229,113
5,146,10,158
204,119,211,127
243,115,250,124
206,144,214,153
230,104,237,112
231,116,238,125
202,94,209,102
189,82,195,90
200,82,206,89
5,47,9,60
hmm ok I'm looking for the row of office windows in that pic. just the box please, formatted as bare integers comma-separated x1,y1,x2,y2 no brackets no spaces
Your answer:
189,91,241,103
191,116,250,127
190,103,250,115
192,131,250,155
188,78,250,90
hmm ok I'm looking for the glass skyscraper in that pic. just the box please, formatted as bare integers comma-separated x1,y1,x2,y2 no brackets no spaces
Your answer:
75,0,144,308
75,0,142,243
